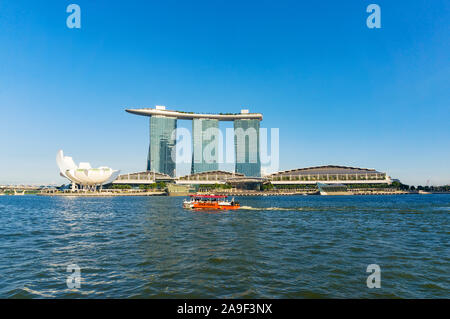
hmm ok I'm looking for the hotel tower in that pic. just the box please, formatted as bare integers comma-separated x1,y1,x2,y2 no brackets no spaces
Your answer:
126,106,263,177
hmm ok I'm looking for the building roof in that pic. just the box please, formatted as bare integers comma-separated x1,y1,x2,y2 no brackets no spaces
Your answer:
126,108,263,121
268,165,384,176
190,195,227,198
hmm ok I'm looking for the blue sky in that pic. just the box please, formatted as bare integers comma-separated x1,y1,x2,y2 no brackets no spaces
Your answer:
0,0,449,185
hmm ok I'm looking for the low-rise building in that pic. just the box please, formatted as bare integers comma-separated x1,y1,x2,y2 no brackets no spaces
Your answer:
267,165,391,185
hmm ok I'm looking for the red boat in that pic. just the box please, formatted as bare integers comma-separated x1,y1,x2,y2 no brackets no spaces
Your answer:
183,195,240,210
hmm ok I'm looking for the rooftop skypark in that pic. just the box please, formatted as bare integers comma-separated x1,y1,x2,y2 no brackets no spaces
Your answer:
125,106,263,121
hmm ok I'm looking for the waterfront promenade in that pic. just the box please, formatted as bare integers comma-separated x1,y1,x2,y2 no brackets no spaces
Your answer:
213,189,410,196
35,189,416,197
38,190,166,197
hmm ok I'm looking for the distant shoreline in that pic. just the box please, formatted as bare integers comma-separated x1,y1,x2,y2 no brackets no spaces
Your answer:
29,191,450,197
37,191,166,197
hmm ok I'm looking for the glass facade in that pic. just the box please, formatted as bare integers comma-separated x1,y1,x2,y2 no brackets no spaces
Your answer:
234,119,261,177
191,118,219,174
148,116,177,177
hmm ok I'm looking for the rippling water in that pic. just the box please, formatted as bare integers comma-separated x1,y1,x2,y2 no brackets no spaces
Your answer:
0,195,448,298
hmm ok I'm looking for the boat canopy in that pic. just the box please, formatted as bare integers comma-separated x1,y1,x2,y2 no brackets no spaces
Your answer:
190,195,227,198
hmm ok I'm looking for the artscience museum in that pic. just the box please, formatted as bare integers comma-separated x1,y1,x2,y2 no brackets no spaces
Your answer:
56,150,120,190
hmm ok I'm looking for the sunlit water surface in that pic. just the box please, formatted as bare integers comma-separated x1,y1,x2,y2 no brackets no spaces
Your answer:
0,195,448,298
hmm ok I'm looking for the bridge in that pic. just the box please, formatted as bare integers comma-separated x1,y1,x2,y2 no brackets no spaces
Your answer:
0,185,43,191
0,185,47,195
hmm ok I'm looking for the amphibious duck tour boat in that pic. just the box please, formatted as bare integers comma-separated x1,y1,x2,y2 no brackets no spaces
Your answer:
183,195,240,210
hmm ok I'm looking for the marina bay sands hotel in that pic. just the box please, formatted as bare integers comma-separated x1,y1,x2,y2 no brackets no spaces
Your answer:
126,106,263,177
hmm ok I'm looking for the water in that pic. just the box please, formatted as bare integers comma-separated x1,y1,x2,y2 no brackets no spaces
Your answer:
0,195,448,298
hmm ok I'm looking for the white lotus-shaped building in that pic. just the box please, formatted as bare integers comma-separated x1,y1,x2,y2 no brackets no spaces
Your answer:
56,150,120,189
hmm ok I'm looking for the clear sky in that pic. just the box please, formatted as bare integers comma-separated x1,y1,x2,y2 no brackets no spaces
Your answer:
0,0,449,186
